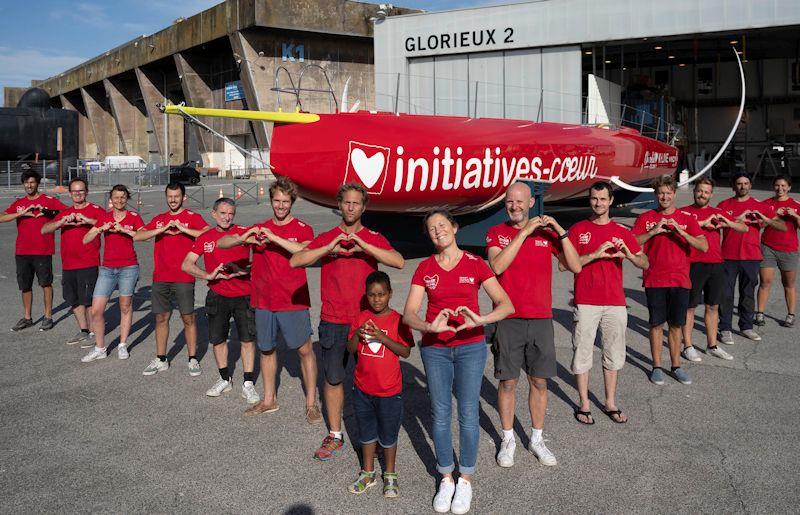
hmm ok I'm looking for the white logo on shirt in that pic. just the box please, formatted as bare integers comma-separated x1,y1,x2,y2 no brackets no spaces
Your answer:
578,232,591,245
535,239,549,247
498,235,511,247
423,274,439,290
459,276,475,284
362,328,388,357
203,241,215,253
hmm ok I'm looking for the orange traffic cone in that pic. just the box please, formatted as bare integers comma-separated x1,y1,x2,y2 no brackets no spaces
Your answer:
258,185,265,197
236,188,243,199
218,188,224,199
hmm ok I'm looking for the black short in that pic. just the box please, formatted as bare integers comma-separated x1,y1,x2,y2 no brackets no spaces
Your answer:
318,320,351,386
16,255,53,291
646,287,689,327
689,262,725,308
62,266,99,307
205,290,256,345
491,318,556,380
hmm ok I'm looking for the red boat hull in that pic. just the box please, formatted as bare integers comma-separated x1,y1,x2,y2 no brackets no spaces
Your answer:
271,111,678,214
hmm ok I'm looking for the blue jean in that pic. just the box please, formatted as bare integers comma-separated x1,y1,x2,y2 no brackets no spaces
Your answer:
93,265,139,298
720,260,760,331
420,341,487,476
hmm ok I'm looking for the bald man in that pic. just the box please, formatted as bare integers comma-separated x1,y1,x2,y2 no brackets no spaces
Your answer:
485,182,581,468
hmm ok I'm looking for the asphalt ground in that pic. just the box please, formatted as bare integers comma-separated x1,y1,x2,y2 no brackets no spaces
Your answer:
0,184,798,514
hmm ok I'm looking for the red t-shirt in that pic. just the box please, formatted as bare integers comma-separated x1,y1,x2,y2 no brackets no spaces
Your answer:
144,209,208,283
632,209,703,289
568,219,641,306
94,210,144,268
250,218,313,311
306,226,393,324
762,197,800,252
4,194,67,255
54,203,105,270
411,251,495,347
485,222,561,318
348,309,414,397
680,205,725,264
191,225,251,298
717,197,775,261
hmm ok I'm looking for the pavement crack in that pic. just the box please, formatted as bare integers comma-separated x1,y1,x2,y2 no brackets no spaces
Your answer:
708,440,748,514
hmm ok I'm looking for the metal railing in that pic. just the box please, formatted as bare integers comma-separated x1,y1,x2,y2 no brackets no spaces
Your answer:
0,159,78,188
375,72,680,145
66,164,170,188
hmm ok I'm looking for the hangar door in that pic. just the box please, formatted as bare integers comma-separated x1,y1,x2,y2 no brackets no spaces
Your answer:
404,46,581,124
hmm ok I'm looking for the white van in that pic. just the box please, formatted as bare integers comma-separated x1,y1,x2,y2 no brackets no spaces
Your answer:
103,155,147,171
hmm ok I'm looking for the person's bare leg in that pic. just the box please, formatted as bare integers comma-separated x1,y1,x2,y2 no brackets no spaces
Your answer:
781,270,797,316
118,296,133,344
361,442,377,473
667,325,682,367
257,350,277,405
383,445,397,473
240,341,255,374
21,290,33,320
649,326,663,368
180,313,197,357
324,382,344,432
602,368,627,422
212,341,228,369
154,312,170,356
90,296,109,348
497,378,518,431
757,267,774,313
574,372,593,423
43,285,53,318
73,304,89,331
296,340,318,406
682,307,696,349
705,305,719,348
528,376,547,430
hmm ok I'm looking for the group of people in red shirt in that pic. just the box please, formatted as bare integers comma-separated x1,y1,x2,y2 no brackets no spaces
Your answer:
3,167,797,514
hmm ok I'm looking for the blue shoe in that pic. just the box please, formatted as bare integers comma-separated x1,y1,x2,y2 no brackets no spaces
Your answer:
649,368,665,385
672,367,692,385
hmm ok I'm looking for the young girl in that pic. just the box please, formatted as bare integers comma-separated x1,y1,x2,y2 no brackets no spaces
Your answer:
346,271,413,498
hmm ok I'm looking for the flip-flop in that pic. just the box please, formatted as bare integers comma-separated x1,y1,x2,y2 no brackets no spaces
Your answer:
574,409,595,425
602,408,628,424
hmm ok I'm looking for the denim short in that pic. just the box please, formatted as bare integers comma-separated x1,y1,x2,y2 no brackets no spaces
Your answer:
317,320,352,385
352,385,403,448
255,308,312,351
93,265,139,298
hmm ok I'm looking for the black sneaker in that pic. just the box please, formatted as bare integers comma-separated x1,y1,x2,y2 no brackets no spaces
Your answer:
754,312,765,327
11,318,34,332
39,318,54,331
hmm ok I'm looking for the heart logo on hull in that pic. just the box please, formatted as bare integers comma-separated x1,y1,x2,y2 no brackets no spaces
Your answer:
350,149,385,189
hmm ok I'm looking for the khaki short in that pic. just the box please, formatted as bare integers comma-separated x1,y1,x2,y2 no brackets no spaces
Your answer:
571,304,627,374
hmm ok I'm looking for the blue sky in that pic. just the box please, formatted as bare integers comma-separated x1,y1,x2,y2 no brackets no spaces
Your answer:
0,0,512,106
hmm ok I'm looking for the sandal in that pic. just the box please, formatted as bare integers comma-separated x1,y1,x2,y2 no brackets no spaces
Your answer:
574,410,595,425
383,472,399,498
347,470,377,495
602,408,628,424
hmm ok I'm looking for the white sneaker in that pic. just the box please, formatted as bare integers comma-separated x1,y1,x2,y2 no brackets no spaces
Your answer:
241,381,260,404
741,329,762,341
117,344,129,360
497,437,516,467
206,377,232,397
708,346,734,361
143,358,169,376
187,358,202,377
433,477,456,513
719,330,735,345
529,438,557,466
450,478,473,515
682,346,702,362
81,347,107,363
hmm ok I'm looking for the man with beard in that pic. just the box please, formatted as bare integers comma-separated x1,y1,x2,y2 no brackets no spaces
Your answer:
135,183,209,376
634,175,707,386
0,169,66,331
487,181,581,467
291,182,404,461
680,178,747,361
182,198,258,403
218,177,321,423
716,173,786,344
568,181,648,425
